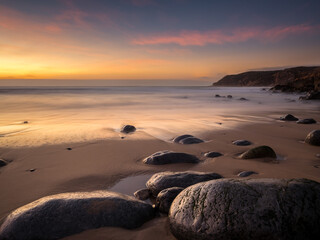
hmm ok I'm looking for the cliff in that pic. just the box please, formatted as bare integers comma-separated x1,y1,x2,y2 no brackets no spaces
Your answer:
213,66,320,92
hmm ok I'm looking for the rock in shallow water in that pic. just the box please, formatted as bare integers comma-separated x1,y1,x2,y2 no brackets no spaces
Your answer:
280,114,299,121
232,140,252,146
305,130,320,146
204,152,222,158
0,191,155,240
172,134,194,143
143,151,199,165
239,145,277,159
134,188,151,200
169,178,320,240
297,118,317,124
0,159,8,167
120,125,136,133
179,137,204,144
146,171,222,196
156,187,184,214
237,171,257,177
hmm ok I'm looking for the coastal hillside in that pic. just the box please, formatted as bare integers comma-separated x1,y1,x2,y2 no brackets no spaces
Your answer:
213,66,320,92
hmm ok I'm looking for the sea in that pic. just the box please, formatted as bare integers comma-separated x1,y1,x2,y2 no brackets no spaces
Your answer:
0,86,318,147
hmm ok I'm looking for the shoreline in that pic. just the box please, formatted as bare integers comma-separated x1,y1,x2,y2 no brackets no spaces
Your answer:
0,109,319,239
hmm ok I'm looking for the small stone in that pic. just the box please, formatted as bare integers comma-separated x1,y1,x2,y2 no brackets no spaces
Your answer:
237,171,257,177
66,147,72,150
28,168,36,172
316,154,320,158
23,121,28,124
0,159,8,167
204,152,222,158
143,151,199,165
239,97,248,101
156,187,184,214
120,125,136,134
305,130,320,146
179,137,204,144
227,95,233,98
280,114,299,121
297,118,317,124
215,94,221,98
240,145,277,159
172,134,194,143
232,140,252,146
134,188,151,200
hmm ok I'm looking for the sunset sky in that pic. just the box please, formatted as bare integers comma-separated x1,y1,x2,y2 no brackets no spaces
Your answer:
1,0,320,85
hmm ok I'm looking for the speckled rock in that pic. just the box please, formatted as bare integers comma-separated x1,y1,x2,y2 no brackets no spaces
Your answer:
169,178,320,240
172,134,194,143
203,152,222,158
179,137,204,144
305,130,320,146
280,114,299,121
134,188,151,200
297,118,317,124
156,187,184,213
0,191,155,240
237,171,257,177
239,145,277,159
120,125,136,133
232,140,252,146
146,171,222,196
143,151,199,165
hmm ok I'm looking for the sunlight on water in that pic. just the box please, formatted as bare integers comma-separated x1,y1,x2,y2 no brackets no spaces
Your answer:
0,86,317,147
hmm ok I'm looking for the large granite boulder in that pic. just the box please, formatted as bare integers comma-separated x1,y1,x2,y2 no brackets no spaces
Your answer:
146,171,222,196
0,191,155,240
305,130,320,146
156,187,184,214
143,151,199,165
169,178,320,240
239,145,277,159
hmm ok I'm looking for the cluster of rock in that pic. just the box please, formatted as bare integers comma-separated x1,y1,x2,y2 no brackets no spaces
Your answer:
280,114,317,124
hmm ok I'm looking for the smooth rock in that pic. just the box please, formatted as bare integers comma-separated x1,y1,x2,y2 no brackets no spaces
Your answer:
143,151,199,165
169,178,320,240
299,91,320,100
0,191,155,240
120,125,136,134
227,95,232,98
297,118,317,124
240,145,277,159
0,159,8,167
280,114,299,121
179,137,204,144
239,97,248,101
134,188,151,201
156,187,184,214
172,134,194,143
203,152,222,158
146,171,222,196
232,140,252,146
215,94,221,98
237,171,257,177
305,130,320,146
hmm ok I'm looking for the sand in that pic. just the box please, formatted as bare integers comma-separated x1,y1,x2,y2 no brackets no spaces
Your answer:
0,109,319,239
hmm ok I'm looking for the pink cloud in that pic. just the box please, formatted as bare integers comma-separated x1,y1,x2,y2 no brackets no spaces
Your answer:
132,24,320,46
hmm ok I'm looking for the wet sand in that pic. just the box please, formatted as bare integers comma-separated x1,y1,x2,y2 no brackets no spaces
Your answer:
0,110,319,239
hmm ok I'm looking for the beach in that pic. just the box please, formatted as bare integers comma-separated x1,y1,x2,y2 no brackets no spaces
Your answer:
0,86,319,239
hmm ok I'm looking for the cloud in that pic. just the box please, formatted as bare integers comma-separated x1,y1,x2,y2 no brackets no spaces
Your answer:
132,24,320,46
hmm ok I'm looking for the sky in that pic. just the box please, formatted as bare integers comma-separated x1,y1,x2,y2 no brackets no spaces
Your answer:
1,0,320,85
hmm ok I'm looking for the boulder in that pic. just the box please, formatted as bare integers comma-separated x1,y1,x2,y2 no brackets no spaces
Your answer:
232,140,252,146
134,188,151,201
143,151,199,165
146,171,222,196
239,145,277,159
156,187,184,214
120,125,136,133
173,134,193,143
203,152,222,158
297,118,317,124
305,130,320,146
0,191,155,240
169,178,320,240
179,137,204,144
299,91,320,100
280,114,299,121
237,171,257,177
0,159,8,167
